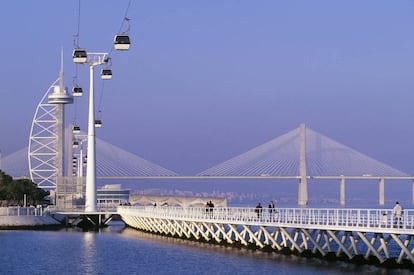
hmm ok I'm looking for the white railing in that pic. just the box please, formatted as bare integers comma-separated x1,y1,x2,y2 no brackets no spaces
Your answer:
49,204,118,213
118,206,414,232
0,206,44,216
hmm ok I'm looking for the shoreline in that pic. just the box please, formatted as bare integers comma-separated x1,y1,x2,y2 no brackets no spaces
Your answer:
0,215,63,230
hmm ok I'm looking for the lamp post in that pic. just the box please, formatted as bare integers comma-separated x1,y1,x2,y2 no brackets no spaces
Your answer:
74,52,109,212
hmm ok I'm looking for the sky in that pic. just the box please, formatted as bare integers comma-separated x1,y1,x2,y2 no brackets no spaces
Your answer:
1,0,414,180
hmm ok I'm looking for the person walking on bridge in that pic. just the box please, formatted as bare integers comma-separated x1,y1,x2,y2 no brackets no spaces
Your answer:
255,202,263,221
393,201,403,228
268,200,275,221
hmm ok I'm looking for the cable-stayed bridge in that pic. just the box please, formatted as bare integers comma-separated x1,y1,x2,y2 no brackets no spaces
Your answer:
94,137,178,177
198,125,407,177
2,125,407,179
1,135,178,180
2,124,412,206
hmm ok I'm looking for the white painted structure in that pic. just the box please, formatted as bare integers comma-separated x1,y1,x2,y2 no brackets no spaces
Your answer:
83,53,110,212
119,206,414,265
28,53,73,189
298,123,308,206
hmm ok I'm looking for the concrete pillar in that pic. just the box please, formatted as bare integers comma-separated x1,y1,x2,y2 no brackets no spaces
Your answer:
298,124,308,206
379,178,385,205
340,177,345,206
85,65,97,212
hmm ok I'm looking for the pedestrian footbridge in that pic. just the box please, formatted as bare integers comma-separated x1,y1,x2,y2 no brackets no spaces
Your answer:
118,206,414,268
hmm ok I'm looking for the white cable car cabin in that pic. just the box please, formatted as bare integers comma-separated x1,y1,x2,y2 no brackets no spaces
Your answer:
101,68,112,80
114,34,130,50
94,119,102,128
73,48,87,64
72,125,81,133
73,140,79,148
72,86,83,97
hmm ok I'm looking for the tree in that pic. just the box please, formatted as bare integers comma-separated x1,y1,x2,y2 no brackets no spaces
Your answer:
0,170,49,206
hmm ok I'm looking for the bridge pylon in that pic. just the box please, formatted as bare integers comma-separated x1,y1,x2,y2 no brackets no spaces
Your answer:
298,123,308,206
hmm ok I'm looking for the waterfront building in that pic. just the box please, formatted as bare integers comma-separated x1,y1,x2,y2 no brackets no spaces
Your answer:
97,184,130,209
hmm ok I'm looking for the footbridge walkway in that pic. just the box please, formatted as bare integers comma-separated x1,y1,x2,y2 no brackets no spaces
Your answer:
119,206,414,268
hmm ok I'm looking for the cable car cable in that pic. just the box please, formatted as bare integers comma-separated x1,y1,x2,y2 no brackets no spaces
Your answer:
75,0,82,47
97,81,105,114
95,78,106,128
72,0,87,64
71,0,83,131
116,0,132,35
120,0,132,31
99,0,132,127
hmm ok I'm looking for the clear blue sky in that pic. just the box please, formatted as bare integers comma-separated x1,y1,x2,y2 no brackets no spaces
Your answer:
1,0,414,176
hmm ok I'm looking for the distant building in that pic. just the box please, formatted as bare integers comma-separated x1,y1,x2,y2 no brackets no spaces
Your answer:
97,184,130,209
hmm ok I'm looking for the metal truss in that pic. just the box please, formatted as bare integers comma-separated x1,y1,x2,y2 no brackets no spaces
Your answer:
28,78,60,189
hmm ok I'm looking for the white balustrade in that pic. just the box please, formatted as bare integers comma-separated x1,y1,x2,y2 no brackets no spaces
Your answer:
118,205,414,265
118,206,414,232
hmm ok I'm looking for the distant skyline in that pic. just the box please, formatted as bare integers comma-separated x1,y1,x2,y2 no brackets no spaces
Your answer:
1,0,414,177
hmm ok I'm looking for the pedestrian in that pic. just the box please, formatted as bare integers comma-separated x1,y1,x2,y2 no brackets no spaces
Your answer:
255,202,263,220
381,212,388,227
393,201,403,228
268,200,275,221
209,200,214,216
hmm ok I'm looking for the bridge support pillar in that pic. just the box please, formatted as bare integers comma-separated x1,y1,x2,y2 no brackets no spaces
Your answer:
298,124,308,206
340,177,345,206
379,178,384,205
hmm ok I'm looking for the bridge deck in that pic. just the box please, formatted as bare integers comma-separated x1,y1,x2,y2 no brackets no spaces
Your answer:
119,206,414,267
119,206,414,232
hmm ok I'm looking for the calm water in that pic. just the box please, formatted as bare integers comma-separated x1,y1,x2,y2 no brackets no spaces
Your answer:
0,223,411,275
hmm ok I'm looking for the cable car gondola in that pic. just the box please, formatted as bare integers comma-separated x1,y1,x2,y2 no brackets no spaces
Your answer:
94,119,102,128
72,125,81,133
114,34,130,50
101,68,112,80
95,110,103,128
73,140,79,148
72,86,83,97
72,48,87,64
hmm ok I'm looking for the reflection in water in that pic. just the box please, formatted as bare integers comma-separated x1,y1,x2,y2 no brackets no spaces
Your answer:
80,232,97,274
119,226,410,275
0,224,411,275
